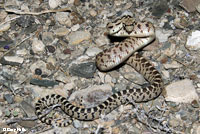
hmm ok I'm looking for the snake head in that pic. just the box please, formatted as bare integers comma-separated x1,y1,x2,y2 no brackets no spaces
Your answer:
106,18,123,35
106,15,135,37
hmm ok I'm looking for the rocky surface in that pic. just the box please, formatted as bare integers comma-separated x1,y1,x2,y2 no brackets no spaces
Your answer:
0,0,200,134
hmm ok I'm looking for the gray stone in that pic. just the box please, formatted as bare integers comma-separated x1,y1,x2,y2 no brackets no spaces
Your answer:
69,62,96,78
4,94,13,104
30,78,59,87
20,101,36,117
0,56,24,66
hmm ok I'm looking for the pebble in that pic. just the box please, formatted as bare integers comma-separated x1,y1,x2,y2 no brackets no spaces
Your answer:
16,48,28,56
196,4,200,13
186,30,200,50
124,72,146,85
89,9,97,17
30,60,50,75
105,74,112,84
165,79,199,103
4,94,13,104
69,62,96,78
46,45,56,53
162,70,170,79
47,56,57,66
56,12,72,27
152,0,169,18
34,68,42,75
68,31,91,45
179,0,199,12
163,61,182,69
73,120,82,128
86,47,102,57
49,0,61,9
169,118,181,127
0,56,24,66
0,108,2,116
31,38,45,54
54,27,70,36
20,101,36,117
71,24,80,31
155,29,173,43
30,78,59,87
68,84,112,106
0,23,10,32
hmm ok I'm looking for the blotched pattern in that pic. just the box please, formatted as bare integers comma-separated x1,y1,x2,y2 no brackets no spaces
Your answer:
35,15,163,127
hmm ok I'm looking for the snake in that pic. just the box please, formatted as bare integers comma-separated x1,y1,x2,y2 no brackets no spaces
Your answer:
35,15,164,127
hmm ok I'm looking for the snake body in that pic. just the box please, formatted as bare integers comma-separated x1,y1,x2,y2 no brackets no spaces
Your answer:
35,15,163,127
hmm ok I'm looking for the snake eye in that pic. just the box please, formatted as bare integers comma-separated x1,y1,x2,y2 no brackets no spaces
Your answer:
107,25,113,29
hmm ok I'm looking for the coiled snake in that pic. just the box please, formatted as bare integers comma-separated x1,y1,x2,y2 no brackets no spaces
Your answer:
35,15,163,127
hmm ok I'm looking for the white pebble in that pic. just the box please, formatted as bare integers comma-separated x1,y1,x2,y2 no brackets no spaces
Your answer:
155,29,173,43
186,30,200,50
4,56,24,64
165,79,199,103
56,12,71,27
32,38,45,54
86,47,102,57
0,23,10,32
49,0,61,9
71,24,80,31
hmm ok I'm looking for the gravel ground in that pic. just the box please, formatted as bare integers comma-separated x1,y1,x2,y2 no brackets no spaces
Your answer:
0,0,200,134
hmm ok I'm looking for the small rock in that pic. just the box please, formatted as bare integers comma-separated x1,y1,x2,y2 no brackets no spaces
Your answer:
68,31,91,45
165,79,199,103
63,48,72,54
179,0,200,12
196,4,200,13
0,23,10,32
46,45,56,53
16,48,28,56
30,60,50,75
0,108,2,116
95,36,110,46
186,31,200,50
155,29,173,43
47,56,57,66
74,0,81,6
169,118,181,127
30,79,59,87
105,74,112,84
18,120,36,128
68,84,112,107
86,47,102,57
163,61,182,69
54,27,70,36
49,0,61,9
20,101,36,117
173,17,189,29
73,120,82,128
152,0,169,18
32,38,45,54
56,12,72,27
69,62,96,78
71,24,80,31
4,94,13,104
90,9,97,17
0,56,24,66
35,68,42,75
14,95,23,103
162,70,170,79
